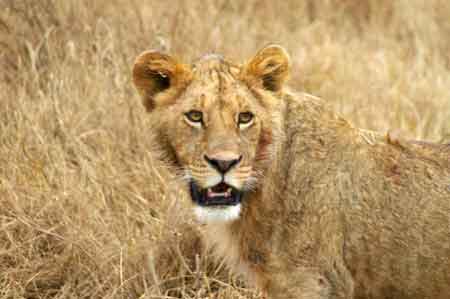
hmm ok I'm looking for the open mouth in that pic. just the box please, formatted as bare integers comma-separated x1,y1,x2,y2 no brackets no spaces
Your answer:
189,181,242,206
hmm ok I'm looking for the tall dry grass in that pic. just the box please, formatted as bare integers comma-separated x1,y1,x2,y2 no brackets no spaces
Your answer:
0,1,449,298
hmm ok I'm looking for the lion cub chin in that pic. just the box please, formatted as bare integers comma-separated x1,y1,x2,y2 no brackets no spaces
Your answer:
193,204,241,223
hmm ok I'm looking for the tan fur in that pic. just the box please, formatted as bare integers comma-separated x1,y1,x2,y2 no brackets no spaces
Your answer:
133,46,450,299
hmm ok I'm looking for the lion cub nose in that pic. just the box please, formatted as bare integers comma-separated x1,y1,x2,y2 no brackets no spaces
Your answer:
204,155,242,174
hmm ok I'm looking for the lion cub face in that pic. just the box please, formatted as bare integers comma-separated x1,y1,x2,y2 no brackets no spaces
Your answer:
133,46,290,223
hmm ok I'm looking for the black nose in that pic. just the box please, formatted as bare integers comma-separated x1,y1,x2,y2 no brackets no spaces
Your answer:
204,155,242,174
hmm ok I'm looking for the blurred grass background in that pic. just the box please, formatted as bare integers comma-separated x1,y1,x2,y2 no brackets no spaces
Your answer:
0,1,449,298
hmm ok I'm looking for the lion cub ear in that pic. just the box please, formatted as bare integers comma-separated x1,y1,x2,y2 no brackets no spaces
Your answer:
241,45,290,92
133,51,192,111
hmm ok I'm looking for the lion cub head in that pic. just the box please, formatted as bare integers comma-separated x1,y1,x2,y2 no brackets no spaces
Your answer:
133,45,290,223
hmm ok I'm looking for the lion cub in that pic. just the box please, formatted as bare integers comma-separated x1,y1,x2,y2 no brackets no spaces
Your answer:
132,45,450,299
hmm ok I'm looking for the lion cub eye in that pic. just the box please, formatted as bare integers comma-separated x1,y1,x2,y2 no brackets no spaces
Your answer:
238,112,254,129
184,110,203,127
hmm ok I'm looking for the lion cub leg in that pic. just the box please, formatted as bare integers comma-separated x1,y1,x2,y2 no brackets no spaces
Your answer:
267,263,354,299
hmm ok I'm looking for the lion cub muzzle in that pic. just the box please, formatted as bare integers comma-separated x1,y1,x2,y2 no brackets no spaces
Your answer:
190,151,244,223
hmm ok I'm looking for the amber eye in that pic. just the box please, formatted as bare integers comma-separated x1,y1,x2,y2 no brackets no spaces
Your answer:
184,110,203,124
238,112,254,126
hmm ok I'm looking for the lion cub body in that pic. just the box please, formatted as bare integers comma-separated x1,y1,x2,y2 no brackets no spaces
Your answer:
133,46,450,299
204,93,450,299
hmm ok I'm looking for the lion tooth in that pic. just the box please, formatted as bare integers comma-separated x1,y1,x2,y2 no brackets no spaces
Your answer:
209,191,228,197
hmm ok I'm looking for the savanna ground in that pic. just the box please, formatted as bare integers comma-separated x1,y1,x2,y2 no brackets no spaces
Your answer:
1,1,449,298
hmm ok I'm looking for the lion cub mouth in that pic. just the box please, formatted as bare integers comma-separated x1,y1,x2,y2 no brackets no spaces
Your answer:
189,181,242,206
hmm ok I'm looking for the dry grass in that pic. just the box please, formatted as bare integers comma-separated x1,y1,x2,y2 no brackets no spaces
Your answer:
0,1,449,298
